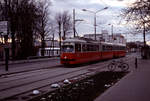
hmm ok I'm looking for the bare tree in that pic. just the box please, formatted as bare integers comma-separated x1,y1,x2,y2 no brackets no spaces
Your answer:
123,1,150,30
0,0,18,59
55,12,62,53
122,0,150,44
48,23,56,56
0,0,41,59
36,0,51,56
122,0,150,58
17,0,40,58
55,11,72,53
62,11,72,40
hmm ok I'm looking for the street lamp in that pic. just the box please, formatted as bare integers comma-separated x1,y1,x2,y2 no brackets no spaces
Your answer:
142,21,147,59
73,9,84,37
108,24,114,42
82,7,108,40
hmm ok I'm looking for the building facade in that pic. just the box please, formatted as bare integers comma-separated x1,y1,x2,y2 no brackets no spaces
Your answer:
83,30,126,44
35,39,60,57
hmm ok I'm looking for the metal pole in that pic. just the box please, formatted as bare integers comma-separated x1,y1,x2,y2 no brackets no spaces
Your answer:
52,32,54,56
73,9,76,37
143,22,147,59
59,23,61,54
112,25,113,42
111,25,113,38
143,22,146,47
5,47,9,71
94,13,96,40
82,7,108,40
4,35,9,71
135,57,138,69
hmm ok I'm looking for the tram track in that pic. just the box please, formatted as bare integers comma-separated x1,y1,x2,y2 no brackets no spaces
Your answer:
0,54,132,77
0,56,133,90
0,67,93,100
0,64,62,77
0,67,65,83
0,67,90,91
0,55,135,101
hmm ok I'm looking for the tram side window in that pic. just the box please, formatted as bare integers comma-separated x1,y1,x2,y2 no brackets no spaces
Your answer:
120,46,122,50
99,45,102,51
117,46,119,50
123,46,125,50
102,45,105,51
75,44,81,52
120,46,125,50
103,45,112,51
87,45,90,51
82,44,87,52
97,45,99,51
110,46,112,50
94,45,99,51
113,46,117,50
90,45,94,51
105,45,108,51
112,46,115,50
107,45,111,51
87,45,94,51
104,45,109,51
123,46,126,50
120,46,121,50
86,44,91,51
83,44,99,52
107,46,109,51
119,46,122,50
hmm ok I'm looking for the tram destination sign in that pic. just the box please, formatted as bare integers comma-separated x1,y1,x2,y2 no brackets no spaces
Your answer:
0,21,8,35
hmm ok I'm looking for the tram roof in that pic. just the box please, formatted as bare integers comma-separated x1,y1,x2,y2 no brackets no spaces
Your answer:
101,42,126,46
63,37,87,43
63,37,126,46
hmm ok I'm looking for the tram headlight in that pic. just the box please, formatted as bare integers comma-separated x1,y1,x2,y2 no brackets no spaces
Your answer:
64,56,67,59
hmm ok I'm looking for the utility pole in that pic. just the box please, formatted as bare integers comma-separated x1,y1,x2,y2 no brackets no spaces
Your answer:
94,13,96,40
108,24,114,42
73,9,76,37
52,32,55,56
143,22,147,59
143,22,146,47
82,7,108,40
111,25,113,42
4,35,9,71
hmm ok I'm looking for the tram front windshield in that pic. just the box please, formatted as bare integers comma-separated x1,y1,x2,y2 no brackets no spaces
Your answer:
62,45,74,52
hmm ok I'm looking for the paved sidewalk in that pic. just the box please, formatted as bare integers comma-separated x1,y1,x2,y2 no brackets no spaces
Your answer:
95,59,150,101
0,57,61,76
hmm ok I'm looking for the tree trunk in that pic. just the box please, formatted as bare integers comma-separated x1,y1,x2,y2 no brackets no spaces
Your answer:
11,32,16,60
41,39,45,56
59,23,61,54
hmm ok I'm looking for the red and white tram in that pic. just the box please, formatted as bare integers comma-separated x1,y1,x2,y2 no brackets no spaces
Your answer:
60,37,126,65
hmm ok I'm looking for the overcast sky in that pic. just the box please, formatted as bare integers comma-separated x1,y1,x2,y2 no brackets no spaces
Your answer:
49,0,144,42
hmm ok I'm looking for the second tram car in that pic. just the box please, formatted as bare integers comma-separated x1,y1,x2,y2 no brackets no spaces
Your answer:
60,37,126,65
